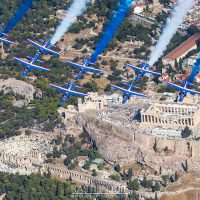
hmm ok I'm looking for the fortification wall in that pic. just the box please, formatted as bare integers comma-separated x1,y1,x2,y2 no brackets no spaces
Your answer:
42,164,127,193
134,132,200,159
77,115,200,173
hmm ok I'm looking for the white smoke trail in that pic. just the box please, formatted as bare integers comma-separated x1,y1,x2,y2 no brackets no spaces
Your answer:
148,0,196,66
51,0,91,45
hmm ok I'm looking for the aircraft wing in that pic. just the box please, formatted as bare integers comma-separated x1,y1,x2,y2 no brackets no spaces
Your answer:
0,37,14,45
85,66,102,73
142,68,161,76
166,82,200,95
28,39,60,56
166,82,186,92
111,84,147,98
51,84,88,97
126,63,160,76
14,57,49,72
51,84,69,93
125,63,142,73
112,84,128,93
66,61,83,70
188,89,200,95
68,90,88,97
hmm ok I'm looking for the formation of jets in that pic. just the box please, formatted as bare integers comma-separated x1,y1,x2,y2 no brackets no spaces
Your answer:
2,24,200,105
14,39,60,77
14,51,49,77
110,61,161,104
27,39,60,57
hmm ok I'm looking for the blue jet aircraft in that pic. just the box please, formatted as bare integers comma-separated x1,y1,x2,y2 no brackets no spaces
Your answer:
14,51,49,77
111,82,147,104
125,62,161,82
166,80,200,102
0,27,14,45
66,59,103,79
51,82,88,104
28,39,60,57
166,53,200,102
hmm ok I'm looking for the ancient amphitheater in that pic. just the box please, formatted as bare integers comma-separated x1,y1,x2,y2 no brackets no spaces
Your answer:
0,133,127,193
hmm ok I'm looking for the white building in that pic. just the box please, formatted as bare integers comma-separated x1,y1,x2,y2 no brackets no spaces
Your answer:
78,92,122,112
151,128,182,138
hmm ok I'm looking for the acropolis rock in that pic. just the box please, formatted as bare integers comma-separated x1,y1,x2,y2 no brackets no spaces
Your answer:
76,105,200,175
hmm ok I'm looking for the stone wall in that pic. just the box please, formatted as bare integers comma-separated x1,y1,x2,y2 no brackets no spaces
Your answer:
42,164,128,193
134,132,200,159
77,114,200,173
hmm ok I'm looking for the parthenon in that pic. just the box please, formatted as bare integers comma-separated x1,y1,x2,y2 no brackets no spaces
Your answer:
140,103,200,128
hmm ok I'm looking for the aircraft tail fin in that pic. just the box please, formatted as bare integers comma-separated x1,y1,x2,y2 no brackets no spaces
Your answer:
22,71,28,77
122,82,139,90
61,96,68,104
64,82,81,90
87,61,96,66
80,59,96,66
27,56,44,63
141,62,152,69
122,97,128,105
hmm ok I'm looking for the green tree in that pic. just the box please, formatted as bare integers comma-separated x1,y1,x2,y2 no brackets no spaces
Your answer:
187,25,199,36
104,84,111,93
175,172,179,181
97,163,104,170
114,164,121,172
152,181,161,192
159,0,170,5
52,146,61,158
128,179,139,191
83,81,99,92
196,39,200,51
109,174,121,182
181,127,192,138
25,129,32,135
83,161,91,170
92,169,97,177
127,168,133,180
153,140,157,152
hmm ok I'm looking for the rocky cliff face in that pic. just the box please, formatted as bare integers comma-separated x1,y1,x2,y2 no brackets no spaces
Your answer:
76,114,200,175
0,78,35,106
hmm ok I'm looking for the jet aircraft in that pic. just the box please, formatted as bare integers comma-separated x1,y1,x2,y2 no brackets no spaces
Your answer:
0,27,14,45
66,59,103,79
28,39,60,57
111,82,147,104
166,53,200,102
14,51,49,77
166,80,200,102
51,82,88,104
125,62,161,82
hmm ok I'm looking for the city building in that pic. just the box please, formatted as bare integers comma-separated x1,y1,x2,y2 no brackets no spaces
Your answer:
181,1,200,30
163,33,200,66
78,92,122,112
133,3,147,14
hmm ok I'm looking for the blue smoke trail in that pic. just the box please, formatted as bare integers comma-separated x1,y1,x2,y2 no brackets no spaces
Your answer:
187,52,200,83
4,0,33,34
90,0,134,63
